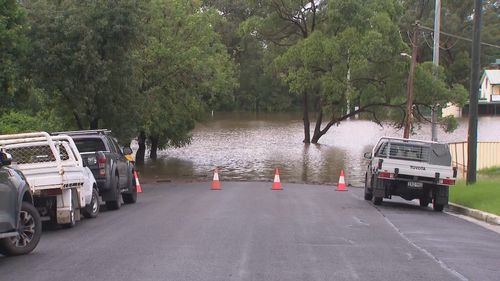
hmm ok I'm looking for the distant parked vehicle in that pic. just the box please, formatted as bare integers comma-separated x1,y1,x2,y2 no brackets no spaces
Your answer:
0,132,98,227
52,130,137,210
364,137,457,211
0,151,42,256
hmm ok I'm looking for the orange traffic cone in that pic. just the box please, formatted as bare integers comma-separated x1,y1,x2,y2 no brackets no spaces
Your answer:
211,168,221,190
271,168,283,190
336,169,347,191
133,170,142,193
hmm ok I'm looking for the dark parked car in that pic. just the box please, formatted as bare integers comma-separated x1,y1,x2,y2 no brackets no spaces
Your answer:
0,151,42,256
52,130,137,210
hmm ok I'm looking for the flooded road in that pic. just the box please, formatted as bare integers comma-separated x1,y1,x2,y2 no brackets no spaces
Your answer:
137,113,500,186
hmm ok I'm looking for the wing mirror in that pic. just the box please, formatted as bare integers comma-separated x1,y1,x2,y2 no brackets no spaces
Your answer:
122,147,133,155
363,152,372,159
0,152,13,166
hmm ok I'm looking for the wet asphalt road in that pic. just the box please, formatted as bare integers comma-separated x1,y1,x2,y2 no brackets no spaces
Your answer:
1,182,499,281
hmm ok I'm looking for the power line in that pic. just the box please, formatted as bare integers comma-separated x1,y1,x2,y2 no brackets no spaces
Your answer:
419,24,500,49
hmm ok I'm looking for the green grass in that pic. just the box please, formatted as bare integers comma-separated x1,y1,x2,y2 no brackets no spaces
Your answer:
449,176,500,216
478,166,500,176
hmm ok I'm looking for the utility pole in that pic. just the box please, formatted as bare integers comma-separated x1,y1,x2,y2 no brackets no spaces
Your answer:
403,22,419,139
431,0,441,142
467,0,482,185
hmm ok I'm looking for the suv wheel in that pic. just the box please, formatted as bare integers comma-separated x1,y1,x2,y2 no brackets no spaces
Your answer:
122,174,137,204
0,202,42,256
105,175,121,210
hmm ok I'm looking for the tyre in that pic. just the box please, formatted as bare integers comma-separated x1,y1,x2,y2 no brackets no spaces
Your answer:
122,175,137,204
82,187,100,218
433,201,444,212
364,174,373,201
419,198,430,207
0,202,42,256
373,196,383,206
105,175,121,210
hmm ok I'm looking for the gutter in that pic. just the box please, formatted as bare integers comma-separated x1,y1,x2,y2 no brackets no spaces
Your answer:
446,203,500,226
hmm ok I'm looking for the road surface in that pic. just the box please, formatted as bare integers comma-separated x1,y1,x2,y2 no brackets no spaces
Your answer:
1,182,499,281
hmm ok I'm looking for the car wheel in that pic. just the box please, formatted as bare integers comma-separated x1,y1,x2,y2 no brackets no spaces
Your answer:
0,202,42,256
82,187,100,218
122,175,137,204
364,174,373,201
419,198,430,207
373,196,383,206
105,175,121,210
433,201,444,212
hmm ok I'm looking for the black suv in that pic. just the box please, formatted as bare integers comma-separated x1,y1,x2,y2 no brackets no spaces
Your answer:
0,151,42,256
52,130,137,210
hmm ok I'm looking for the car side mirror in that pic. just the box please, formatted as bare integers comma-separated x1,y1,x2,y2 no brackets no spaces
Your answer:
122,147,133,155
0,152,13,166
363,152,372,159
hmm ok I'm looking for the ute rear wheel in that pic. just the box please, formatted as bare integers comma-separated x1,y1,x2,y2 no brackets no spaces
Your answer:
82,187,100,218
364,174,373,201
0,202,42,256
433,201,444,212
419,198,430,207
373,196,383,206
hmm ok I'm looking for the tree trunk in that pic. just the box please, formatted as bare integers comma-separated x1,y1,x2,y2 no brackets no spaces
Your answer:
149,135,159,160
90,118,99,129
73,112,84,129
302,92,311,143
135,131,146,165
311,107,324,144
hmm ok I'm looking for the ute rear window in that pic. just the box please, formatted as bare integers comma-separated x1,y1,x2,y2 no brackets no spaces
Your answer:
375,141,451,166
74,139,106,153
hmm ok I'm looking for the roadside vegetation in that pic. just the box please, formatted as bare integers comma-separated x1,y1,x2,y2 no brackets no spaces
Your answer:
1,0,499,161
450,172,500,216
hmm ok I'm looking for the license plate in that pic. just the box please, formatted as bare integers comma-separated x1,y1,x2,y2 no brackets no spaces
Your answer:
408,181,423,188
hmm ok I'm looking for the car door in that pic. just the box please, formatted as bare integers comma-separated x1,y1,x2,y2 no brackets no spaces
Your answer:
108,137,129,188
0,168,18,232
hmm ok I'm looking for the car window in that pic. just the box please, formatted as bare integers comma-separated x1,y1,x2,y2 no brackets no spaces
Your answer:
73,138,107,153
107,136,122,154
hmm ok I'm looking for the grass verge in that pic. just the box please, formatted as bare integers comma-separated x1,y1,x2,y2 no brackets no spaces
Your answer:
450,177,500,216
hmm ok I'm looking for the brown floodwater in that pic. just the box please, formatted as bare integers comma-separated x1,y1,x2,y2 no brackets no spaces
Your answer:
136,112,500,186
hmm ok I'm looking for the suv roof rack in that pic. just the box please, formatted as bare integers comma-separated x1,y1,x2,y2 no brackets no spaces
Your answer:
52,129,112,136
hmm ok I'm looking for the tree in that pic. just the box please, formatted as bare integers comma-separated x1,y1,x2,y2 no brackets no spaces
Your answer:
22,0,145,140
134,0,237,163
0,0,29,112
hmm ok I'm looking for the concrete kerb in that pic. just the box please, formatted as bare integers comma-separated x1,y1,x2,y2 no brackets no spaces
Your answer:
446,203,500,226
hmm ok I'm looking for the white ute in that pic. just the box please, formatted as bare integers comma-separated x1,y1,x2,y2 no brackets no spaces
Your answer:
0,132,99,227
364,137,457,211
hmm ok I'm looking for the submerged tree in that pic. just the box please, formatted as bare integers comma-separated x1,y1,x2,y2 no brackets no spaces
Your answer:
244,0,467,143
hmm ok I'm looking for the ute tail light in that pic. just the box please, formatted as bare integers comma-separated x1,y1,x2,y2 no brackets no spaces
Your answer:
378,171,393,179
97,154,106,176
442,178,455,185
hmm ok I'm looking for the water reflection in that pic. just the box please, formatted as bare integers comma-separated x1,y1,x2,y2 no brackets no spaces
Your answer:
137,113,500,186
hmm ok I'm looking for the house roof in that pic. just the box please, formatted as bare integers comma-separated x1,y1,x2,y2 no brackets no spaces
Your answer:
482,69,500,85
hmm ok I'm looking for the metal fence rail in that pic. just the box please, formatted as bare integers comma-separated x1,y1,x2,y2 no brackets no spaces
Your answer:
449,141,500,178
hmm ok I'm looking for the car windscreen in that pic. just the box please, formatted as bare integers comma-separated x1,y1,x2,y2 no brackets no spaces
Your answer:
73,138,106,153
